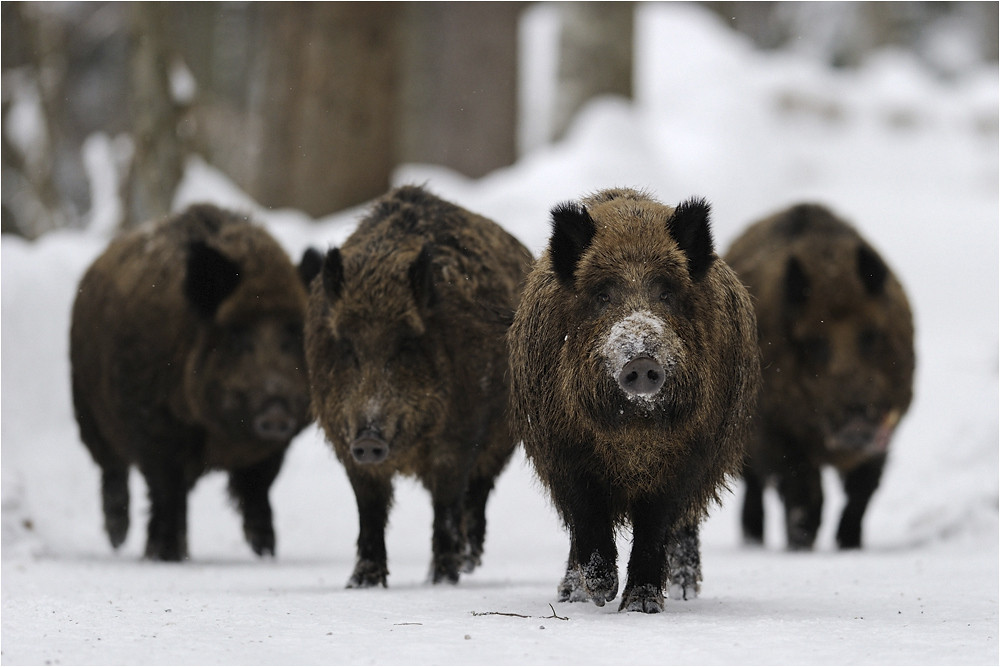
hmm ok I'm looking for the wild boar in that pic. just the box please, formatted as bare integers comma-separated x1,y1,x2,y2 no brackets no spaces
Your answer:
508,188,760,613
70,204,314,561
305,185,533,587
725,203,915,550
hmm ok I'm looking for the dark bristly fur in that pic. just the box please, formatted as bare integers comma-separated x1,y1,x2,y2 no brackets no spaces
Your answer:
70,204,314,561
508,188,761,613
305,185,533,588
725,203,915,550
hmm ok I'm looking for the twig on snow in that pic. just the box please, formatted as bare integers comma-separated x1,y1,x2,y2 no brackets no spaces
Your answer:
470,604,569,621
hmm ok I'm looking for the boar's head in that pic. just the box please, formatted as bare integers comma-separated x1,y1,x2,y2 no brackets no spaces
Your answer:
546,190,718,433
775,238,914,464
307,243,449,468
182,241,311,451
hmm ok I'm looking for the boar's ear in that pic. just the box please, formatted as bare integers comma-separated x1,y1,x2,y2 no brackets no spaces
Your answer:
184,241,242,319
784,256,810,308
321,248,344,301
409,244,436,310
856,243,888,296
299,247,324,287
668,197,715,281
549,201,596,287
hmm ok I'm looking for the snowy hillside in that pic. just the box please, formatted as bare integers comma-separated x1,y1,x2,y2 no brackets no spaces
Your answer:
2,5,997,665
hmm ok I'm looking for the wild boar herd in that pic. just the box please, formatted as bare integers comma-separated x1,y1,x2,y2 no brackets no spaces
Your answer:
70,185,915,613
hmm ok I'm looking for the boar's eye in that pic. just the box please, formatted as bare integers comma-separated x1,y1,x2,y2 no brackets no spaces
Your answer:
393,335,424,362
795,335,831,369
337,337,359,369
281,322,304,354
227,325,254,355
858,328,886,359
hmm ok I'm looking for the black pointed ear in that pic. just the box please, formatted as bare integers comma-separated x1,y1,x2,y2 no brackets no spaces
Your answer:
321,247,344,301
549,201,596,287
856,243,888,296
299,247,323,287
409,244,436,310
668,197,715,281
184,241,242,319
784,256,810,308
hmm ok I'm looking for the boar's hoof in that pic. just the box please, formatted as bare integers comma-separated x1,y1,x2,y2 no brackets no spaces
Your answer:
557,567,591,603
617,357,665,396
252,401,298,441
461,550,482,574
144,538,188,562
350,431,389,464
245,525,276,557
347,560,388,588
620,584,665,613
668,581,698,601
430,556,462,585
105,513,129,550
581,553,618,606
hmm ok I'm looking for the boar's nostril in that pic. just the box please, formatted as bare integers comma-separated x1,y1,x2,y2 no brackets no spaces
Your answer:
618,357,665,396
253,402,297,441
350,431,389,464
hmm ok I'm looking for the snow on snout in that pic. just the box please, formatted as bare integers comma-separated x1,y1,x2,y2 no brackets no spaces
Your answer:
601,310,679,397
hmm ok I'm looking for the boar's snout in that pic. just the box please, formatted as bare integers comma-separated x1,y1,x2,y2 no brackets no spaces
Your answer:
350,429,389,464
252,399,299,441
618,356,665,396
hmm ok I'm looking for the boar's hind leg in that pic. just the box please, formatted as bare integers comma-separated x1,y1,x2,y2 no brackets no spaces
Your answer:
228,451,286,557
347,473,392,588
741,468,765,546
101,465,130,549
778,461,823,551
836,455,886,550
140,459,196,561
665,522,702,602
73,382,130,549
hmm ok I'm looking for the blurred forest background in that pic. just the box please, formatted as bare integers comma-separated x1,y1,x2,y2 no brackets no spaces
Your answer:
2,1,997,239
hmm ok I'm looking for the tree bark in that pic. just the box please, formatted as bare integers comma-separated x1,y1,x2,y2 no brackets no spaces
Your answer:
396,2,521,178
124,2,184,228
250,2,399,217
553,2,634,142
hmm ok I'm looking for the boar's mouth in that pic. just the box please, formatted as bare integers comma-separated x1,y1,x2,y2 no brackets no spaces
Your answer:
601,310,679,402
824,409,900,456
252,399,301,442
349,429,390,464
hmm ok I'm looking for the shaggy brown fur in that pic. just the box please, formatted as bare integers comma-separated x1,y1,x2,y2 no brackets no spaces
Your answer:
305,185,533,587
725,203,915,550
70,204,313,561
508,188,760,613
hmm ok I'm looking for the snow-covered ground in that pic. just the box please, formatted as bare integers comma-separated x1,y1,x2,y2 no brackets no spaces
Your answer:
2,5,997,665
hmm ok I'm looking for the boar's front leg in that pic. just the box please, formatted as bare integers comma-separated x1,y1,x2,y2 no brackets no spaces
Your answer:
347,472,392,588
140,456,196,561
461,475,494,574
427,465,473,585
836,454,886,549
778,459,823,551
620,495,674,613
559,472,618,607
228,450,286,557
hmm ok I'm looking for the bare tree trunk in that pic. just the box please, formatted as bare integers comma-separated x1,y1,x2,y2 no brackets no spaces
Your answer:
553,1,634,141
250,2,399,217
124,2,184,228
397,2,521,178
